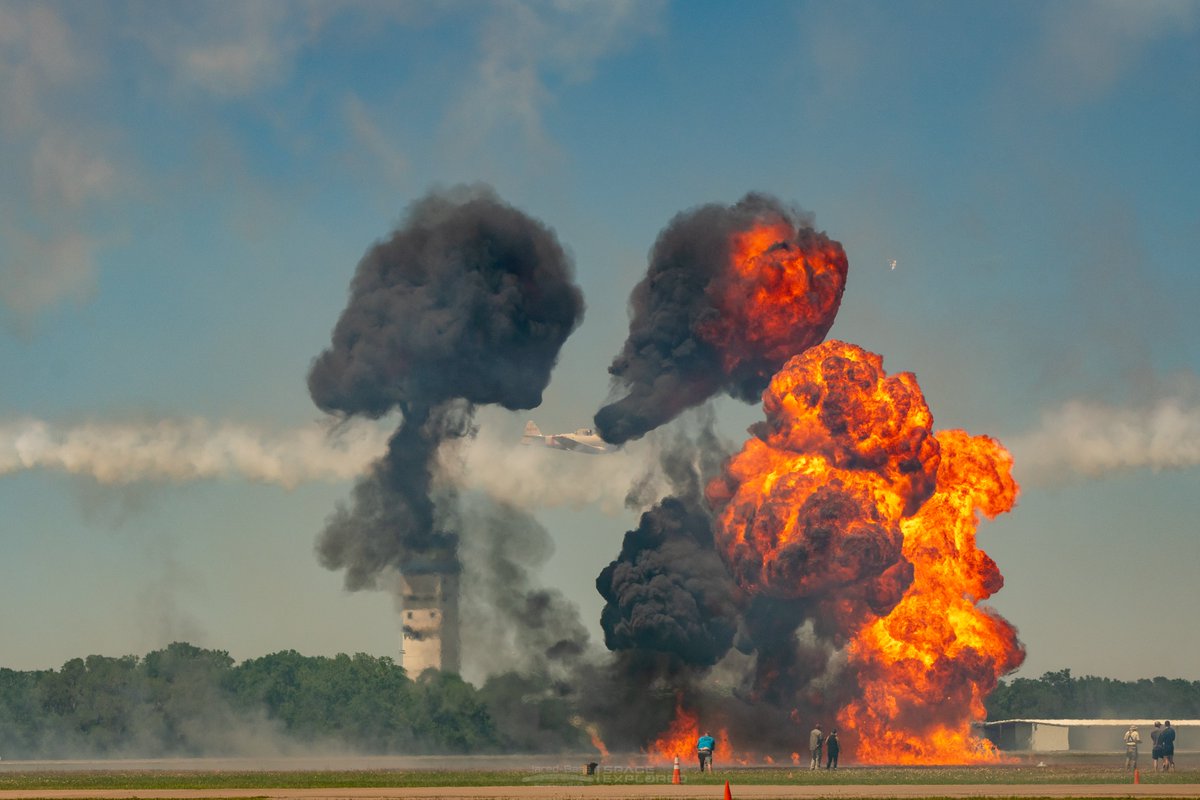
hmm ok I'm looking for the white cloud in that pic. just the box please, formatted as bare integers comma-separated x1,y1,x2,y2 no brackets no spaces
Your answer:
1033,0,1198,103
0,3,83,132
127,1,313,98
0,5,117,321
344,93,408,184
446,0,665,161
32,133,117,210
0,229,100,322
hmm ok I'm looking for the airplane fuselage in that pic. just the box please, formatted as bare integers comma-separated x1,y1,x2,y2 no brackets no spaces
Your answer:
521,422,618,454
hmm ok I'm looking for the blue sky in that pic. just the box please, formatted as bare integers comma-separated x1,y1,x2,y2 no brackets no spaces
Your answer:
1,0,1198,683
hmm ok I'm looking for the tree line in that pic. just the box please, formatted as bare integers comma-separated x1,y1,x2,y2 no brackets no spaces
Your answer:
986,669,1200,720
5,648,1199,758
0,643,586,758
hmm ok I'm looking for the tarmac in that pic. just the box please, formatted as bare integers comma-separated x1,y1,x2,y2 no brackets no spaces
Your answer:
2,786,1200,799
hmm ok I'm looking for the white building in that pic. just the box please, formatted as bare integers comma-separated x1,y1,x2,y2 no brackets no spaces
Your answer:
398,570,460,676
982,719,1198,752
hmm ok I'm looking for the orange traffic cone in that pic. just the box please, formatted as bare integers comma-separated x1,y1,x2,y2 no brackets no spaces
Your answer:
1134,768,1140,784
724,780,732,800
672,756,681,785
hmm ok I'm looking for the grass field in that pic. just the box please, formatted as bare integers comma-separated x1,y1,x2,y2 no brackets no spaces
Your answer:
0,765,1195,790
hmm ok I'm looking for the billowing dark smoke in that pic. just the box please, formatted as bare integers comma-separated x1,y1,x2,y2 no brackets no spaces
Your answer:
581,195,858,755
594,192,846,444
596,416,740,667
583,196,1023,764
309,185,584,588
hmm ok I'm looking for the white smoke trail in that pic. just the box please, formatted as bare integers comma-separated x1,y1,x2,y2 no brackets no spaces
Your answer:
439,425,664,514
0,417,389,489
1008,390,1200,482
0,415,664,510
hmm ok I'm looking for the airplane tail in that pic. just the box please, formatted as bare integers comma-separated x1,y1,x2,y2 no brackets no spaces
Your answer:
521,420,543,444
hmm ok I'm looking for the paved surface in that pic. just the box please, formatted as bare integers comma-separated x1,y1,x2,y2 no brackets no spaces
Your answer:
2,786,1199,799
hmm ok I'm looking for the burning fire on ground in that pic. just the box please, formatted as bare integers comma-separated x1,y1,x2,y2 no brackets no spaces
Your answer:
645,697,742,766
604,205,1024,765
841,429,1024,763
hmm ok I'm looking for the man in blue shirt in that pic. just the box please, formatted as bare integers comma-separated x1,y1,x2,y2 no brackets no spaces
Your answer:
697,731,716,772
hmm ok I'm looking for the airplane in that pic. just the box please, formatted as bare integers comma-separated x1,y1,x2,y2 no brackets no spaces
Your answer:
521,421,619,454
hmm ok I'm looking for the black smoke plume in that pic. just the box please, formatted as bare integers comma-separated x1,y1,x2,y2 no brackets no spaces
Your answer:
594,192,846,444
597,415,739,667
309,186,584,587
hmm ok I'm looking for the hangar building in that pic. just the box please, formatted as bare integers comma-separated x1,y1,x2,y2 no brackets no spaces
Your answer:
982,719,1199,752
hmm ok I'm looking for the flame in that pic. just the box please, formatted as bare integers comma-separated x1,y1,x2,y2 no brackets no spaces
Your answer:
589,727,611,759
841,429,1025,763
571,715,611,758
646,699,700,763
696,221,847,382
644,699,760,766
707,340,1023,763
707,341,939,635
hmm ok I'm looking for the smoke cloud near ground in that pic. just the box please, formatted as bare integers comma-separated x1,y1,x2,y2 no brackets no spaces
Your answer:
596,412,740,668
458,497,592,686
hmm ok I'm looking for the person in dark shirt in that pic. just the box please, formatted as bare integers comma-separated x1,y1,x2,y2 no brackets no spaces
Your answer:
825,729,840,769
1159,721,1177,772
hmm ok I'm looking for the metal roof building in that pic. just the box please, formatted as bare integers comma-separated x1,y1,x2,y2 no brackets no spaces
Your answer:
981,719,1199,752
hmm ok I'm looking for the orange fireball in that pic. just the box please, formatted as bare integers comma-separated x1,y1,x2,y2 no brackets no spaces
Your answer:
697,221,847,385
707,341,939,635
841,429,1024,763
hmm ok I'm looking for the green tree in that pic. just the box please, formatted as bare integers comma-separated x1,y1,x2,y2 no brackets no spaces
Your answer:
409,671,497,752
35,654,141,754
138,642,236,754
0,667,47,756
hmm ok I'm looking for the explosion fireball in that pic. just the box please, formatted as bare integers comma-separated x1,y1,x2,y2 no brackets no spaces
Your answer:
317,187,1025,765
601,194,1023,765
841,429,1024,763
595,194,847,444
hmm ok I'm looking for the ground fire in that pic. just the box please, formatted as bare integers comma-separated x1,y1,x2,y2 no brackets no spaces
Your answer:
840,429,1024,763
315,188,1025,765
600,195,1024,765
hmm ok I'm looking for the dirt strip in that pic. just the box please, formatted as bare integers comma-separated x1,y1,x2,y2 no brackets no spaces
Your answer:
2,786,1198,799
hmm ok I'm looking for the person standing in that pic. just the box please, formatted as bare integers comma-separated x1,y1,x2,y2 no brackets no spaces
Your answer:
825,728,840,769
697,731,715,772
1123,725,1140,770
1151,721,1163,772
809,724,824,770
1159,721,1176,772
